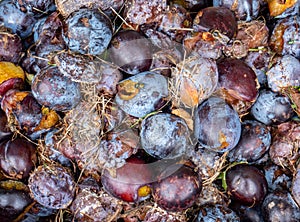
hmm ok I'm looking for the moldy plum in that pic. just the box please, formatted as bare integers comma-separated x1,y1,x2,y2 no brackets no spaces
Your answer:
194,97,241,152
115,71,169,118
109,30,153,75
226,164,268,206
62,8,113,55
140,113,190,159
153,164,202,211
28,164,76,209
0,138,37,180
31,66,81,112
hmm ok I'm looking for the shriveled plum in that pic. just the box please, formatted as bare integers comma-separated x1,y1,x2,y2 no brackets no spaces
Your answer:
0,29,22,63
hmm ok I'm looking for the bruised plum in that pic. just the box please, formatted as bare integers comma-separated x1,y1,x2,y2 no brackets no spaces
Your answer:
194,97,241,152
226,164,268,206
101,157,152,202
140,113,190,159
250,89,294,125
115,71,168,118
31,66,81,112
109,30,153,75
0,138,37,180
28,165,76,209
62,8,113,55
152,164,202,212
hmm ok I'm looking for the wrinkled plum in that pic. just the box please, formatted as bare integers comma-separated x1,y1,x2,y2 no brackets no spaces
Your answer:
229,120,271,163
226,164,268,206
31,66,81,112
292,165,300,207
0,138,37,180
140,113,190,159
0,109,12,140
109,30,153,75
196,204,240,222
213,0,260,21
124,0,167,25
54,51,102,83
269,121,300,169
193,7,237,39
194,97,241,152
0,29,23,63
153,164,202,211
70,189,121,221
101,157,152,202
262,191,300,222
28,165,76,209
0,0,37,38
13,0,56,15
267,55,300,92
62,8,113,55
115,71,168,118
264,163,292,192
250,89,294,125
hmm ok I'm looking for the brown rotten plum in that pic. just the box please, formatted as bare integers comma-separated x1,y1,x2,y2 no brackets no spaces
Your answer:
216,58,259,114
62,8,113,55
152,164,202,212
229,120,271,163
171,55,218,107
140,113,190,159
226,164,268,206
194,97,241,152
0,109,12,140
269,16,300,59
1,90,59,136
101,157,152,202
0,138,37,180
115,71,168,118
109,30,153,75
193,7,237,39
31,66,81,112
28,164,76,209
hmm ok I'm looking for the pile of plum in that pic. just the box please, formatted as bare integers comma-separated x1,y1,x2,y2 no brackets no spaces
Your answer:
0,0,299,221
